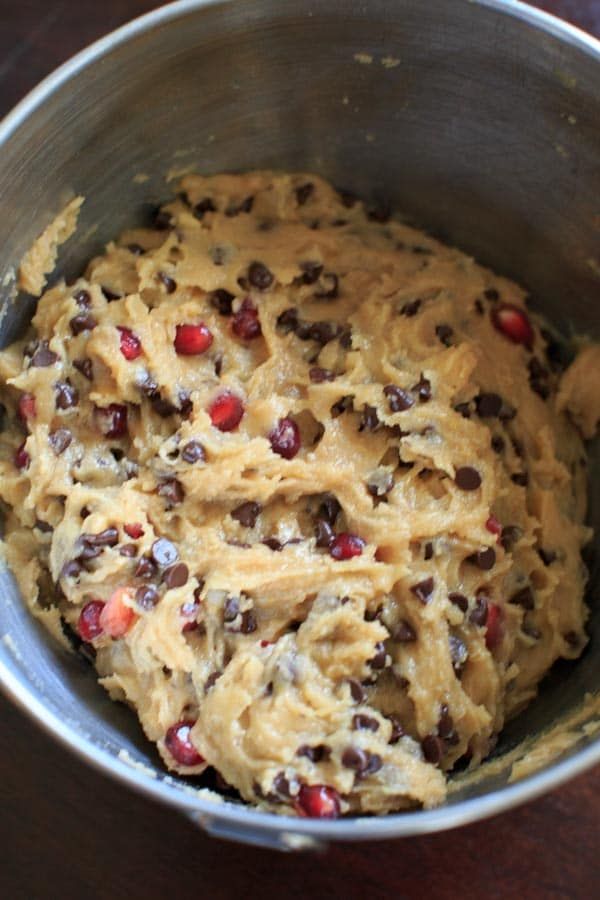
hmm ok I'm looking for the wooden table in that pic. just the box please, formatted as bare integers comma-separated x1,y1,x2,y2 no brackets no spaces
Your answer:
0,2,598,898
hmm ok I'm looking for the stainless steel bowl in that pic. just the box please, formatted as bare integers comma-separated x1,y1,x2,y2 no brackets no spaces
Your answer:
0,0,599,851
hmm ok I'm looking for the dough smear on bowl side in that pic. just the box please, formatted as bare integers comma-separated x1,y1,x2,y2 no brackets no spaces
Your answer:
0,172,597,818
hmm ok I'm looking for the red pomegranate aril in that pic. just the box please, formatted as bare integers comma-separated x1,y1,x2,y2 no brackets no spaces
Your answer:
18,392,36,423
124,522,144,539
174,323,213,355
485,515,502,542
118,326,142,360
485,603,503,651
77,599,106,642
208,391,244,431
330,532,366,561
295,784,341,819
491,303,534,348
14,441,30,470
165,719,204,766
231,299,262,340
260,639,273,648
269,417,301,459
95,403,128,438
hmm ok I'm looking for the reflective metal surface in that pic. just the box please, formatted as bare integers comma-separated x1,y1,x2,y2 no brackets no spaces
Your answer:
0,0,598,849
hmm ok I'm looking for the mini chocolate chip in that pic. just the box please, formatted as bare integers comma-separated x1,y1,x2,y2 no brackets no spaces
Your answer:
49,428,72,455
73,358,93,380
400,299,421,317
158,271,176,294
193,197,216,219
73,289,91,307
422,734,444,765
223,596,240,622
500,525,522,551
384,384,414,412
369,641,387,669
231,501,261,528
151,538,178,567
318,494,341,525
240,610,258,634
61,559,82,579
163,562,189,589
484,288,499,301
475,393,502,418
248,261,273,290
455,467,482,491
69,314,96,335
35,519,53,533
157,478,185,507
179,440,205,464
468,547,496,570
272,772,291,799
341,746,368,772
411,577,434,604
564,631,580,648
538,548,557,566
469,595,489,627
454,402,471,418
295,182,314,205
315,272,339,300
348,678,366,703
366,471,394,499
392,620,417,642
30,341,58,367
210,288,235,316
81,528,119,548
449,633,468,674
438,704,455,739
498,402,517,421
297,744,331,762
412,374,431,402
308,321,339,345
135,556,158,579
424,542,434,561
225,195,254,216
128,243,145,255
331,394,354,417
491,435,505,454
262,537,283,551
119,544,137,557
435,324,453,346
511,472,529,487
296,261,323,286
309,366,335,383
448,592,468,613
352,714,380,732
359,404,380,432
388,715,405,744
315,519,335,548
55,381,79,410
530,379,550,400
338,326,353,349
136,585,159,609
153,208,173,230
276,308,299,333
363,753,383,775
211,245,226,266
510,586,534,609
101,287,121,301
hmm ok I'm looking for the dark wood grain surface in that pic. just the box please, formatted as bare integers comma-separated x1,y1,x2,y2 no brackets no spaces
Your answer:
0,2,599,898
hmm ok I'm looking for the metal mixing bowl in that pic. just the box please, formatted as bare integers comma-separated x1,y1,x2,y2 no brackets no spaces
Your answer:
0,0,599,851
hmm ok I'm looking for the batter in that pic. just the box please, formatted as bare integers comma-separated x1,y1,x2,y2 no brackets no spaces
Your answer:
0,172,594,817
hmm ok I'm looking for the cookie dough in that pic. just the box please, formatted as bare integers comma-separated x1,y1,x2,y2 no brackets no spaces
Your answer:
0,172,593,818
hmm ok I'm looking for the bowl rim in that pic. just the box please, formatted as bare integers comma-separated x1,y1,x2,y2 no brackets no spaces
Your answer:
0,0,599,843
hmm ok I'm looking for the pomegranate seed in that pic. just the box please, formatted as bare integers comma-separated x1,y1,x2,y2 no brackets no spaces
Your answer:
330,533,366,560
77,600,106,642
260,639,273,648
485,603,503,651
269,417,301,459
165,719,204,766
124,522,144,539
180,599,200,632
117,326,142,360
295,784,341,819
174,323,213,355
208,391,244,431
95,403,128,438
99,587,136,638
231,299,262,340
491,303,534,348
485,515,502,543
18,392,36,423
14,441,30,470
